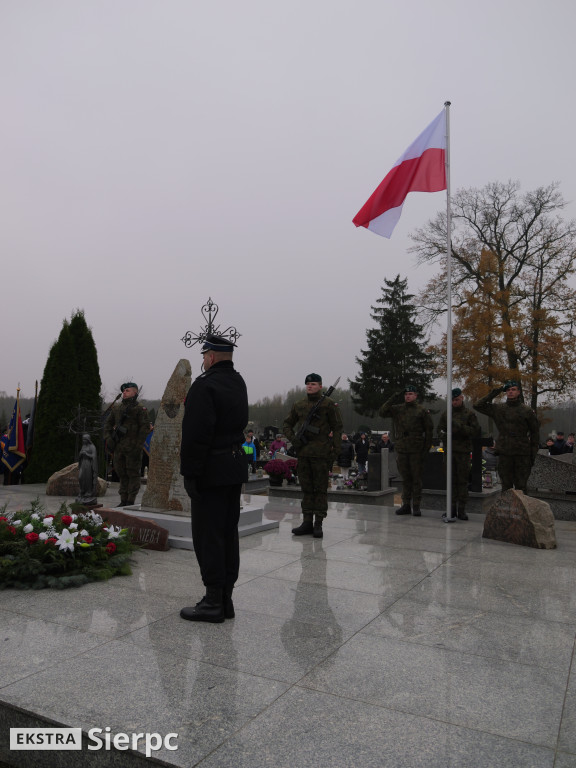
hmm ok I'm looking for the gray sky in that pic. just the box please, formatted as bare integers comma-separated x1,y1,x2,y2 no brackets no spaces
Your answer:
2,0,575,404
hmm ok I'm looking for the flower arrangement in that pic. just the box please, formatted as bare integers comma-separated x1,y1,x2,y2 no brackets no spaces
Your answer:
344,472,367,490
264,459,293,479
0,499,137,590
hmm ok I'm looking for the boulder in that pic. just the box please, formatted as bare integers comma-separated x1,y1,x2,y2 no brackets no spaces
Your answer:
483,489,556,549
46,463,107,497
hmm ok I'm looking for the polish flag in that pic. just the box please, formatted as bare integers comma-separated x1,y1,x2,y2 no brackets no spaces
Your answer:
353,110,446,238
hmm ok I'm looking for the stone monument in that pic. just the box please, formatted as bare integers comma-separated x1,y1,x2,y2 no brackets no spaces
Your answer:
483,489,556,549
141,359,192,515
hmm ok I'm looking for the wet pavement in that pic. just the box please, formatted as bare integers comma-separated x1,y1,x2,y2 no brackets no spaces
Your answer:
0,484,575,767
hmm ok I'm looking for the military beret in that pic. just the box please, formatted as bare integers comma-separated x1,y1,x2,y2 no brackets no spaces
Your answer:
200,334,237,354
404,385,418,392
305,373,322,384
121,382,138,392
451,387,462,398
503,380,520,391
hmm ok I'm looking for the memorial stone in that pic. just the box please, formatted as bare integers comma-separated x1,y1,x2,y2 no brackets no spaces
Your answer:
483,489,556,549
528,453,576,493
46,463,107,497
141,359,191,514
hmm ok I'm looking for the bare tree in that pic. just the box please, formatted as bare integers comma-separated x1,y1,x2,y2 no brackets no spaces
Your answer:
412,181,576,410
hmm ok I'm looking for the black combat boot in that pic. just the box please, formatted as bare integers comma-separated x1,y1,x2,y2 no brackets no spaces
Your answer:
223,587,235,619
313,517,324,538
292,516,314,535
396,502,412,515
457,506,469,521
180,587,225,623
412,505,421,517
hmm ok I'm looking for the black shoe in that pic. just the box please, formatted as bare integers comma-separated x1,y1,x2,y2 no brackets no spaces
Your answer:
396,503,411,515
313,522,323,538
223,590,235,619
412,506,421,517
180,589,224,623
292,520,314,535
457,510,469,521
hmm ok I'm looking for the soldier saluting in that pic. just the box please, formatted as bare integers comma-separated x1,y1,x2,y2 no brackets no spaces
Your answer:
473,380,539,493
104,382,149,506
379,385,433,516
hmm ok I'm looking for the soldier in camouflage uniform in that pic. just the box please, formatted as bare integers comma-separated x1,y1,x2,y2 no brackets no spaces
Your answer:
379,385,433,516
473,380,539,493
104,382,149,506
438,387,481,520
283,373,343,538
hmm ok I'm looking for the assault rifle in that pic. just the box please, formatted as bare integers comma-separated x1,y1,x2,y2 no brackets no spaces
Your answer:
295,377,340,446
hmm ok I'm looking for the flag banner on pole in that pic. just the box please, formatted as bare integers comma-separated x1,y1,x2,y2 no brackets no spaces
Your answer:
353,109,447,238
2,392,26,472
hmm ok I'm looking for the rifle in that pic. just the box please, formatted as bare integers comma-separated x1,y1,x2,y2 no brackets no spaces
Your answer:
295,377,340,446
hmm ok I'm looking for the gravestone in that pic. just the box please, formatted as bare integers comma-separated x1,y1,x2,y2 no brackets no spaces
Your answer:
483,489,556,549
141,359,191,515
528,453,576,493
101,508,169,551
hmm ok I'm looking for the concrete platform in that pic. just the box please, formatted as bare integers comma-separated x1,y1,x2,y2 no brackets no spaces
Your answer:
1,484,576,767
269,483,397,506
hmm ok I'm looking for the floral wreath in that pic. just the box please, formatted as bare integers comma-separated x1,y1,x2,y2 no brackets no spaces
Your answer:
0,498,137,590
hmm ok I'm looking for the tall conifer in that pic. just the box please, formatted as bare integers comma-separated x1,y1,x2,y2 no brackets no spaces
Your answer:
24,311,101,482
350,275,436,416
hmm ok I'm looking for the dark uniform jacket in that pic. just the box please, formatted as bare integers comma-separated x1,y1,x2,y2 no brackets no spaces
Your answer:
180,360,249,488
438,405,481,453
473,392,539,458
283,392,343,459
104,397,149,454
379,394,433,454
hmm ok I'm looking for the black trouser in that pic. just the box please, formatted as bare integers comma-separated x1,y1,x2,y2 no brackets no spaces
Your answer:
185,478,241,590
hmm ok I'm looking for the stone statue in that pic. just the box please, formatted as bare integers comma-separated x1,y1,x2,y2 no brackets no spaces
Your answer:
76,433,99,506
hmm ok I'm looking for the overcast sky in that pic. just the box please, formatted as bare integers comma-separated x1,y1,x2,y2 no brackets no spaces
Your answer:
2,0,575,404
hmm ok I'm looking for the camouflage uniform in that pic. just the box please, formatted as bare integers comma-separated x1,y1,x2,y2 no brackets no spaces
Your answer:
438,404,481,515
473,390,539,492
379,392,433,513
283,392,342,523
105,395,149,505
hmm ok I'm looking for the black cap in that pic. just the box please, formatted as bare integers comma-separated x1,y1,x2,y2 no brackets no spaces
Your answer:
121,382,138,392
200,334,237,354
452,387,462,398
305,373,322,384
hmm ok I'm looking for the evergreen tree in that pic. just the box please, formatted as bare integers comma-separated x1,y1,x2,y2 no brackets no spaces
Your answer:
24,311,101,483
349,275,436,416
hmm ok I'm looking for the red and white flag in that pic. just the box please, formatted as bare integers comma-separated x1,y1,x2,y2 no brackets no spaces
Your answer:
353,109,446,238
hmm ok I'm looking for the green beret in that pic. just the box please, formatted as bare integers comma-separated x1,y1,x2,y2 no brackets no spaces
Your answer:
305,373,322,384
503,380,520,391
451,388,462,398
404,385,418,393
121,382,138,392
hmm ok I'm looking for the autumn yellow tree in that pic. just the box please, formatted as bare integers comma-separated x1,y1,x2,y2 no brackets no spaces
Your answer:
413,181,576,411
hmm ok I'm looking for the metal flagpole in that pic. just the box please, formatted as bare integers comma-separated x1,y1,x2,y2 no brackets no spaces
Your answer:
443,101,455,523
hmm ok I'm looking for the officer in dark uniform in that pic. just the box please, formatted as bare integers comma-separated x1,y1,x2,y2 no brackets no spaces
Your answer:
473,380,539,493
180,334,249,623
379,384,433,516
104,383,149,506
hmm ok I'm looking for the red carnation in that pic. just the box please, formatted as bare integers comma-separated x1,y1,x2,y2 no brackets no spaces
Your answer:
61,515,73,525
83,535,93,544
8,526,16,535
25,532,40,543
0,516,7,522
105,542,116,554
46,537,58,545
